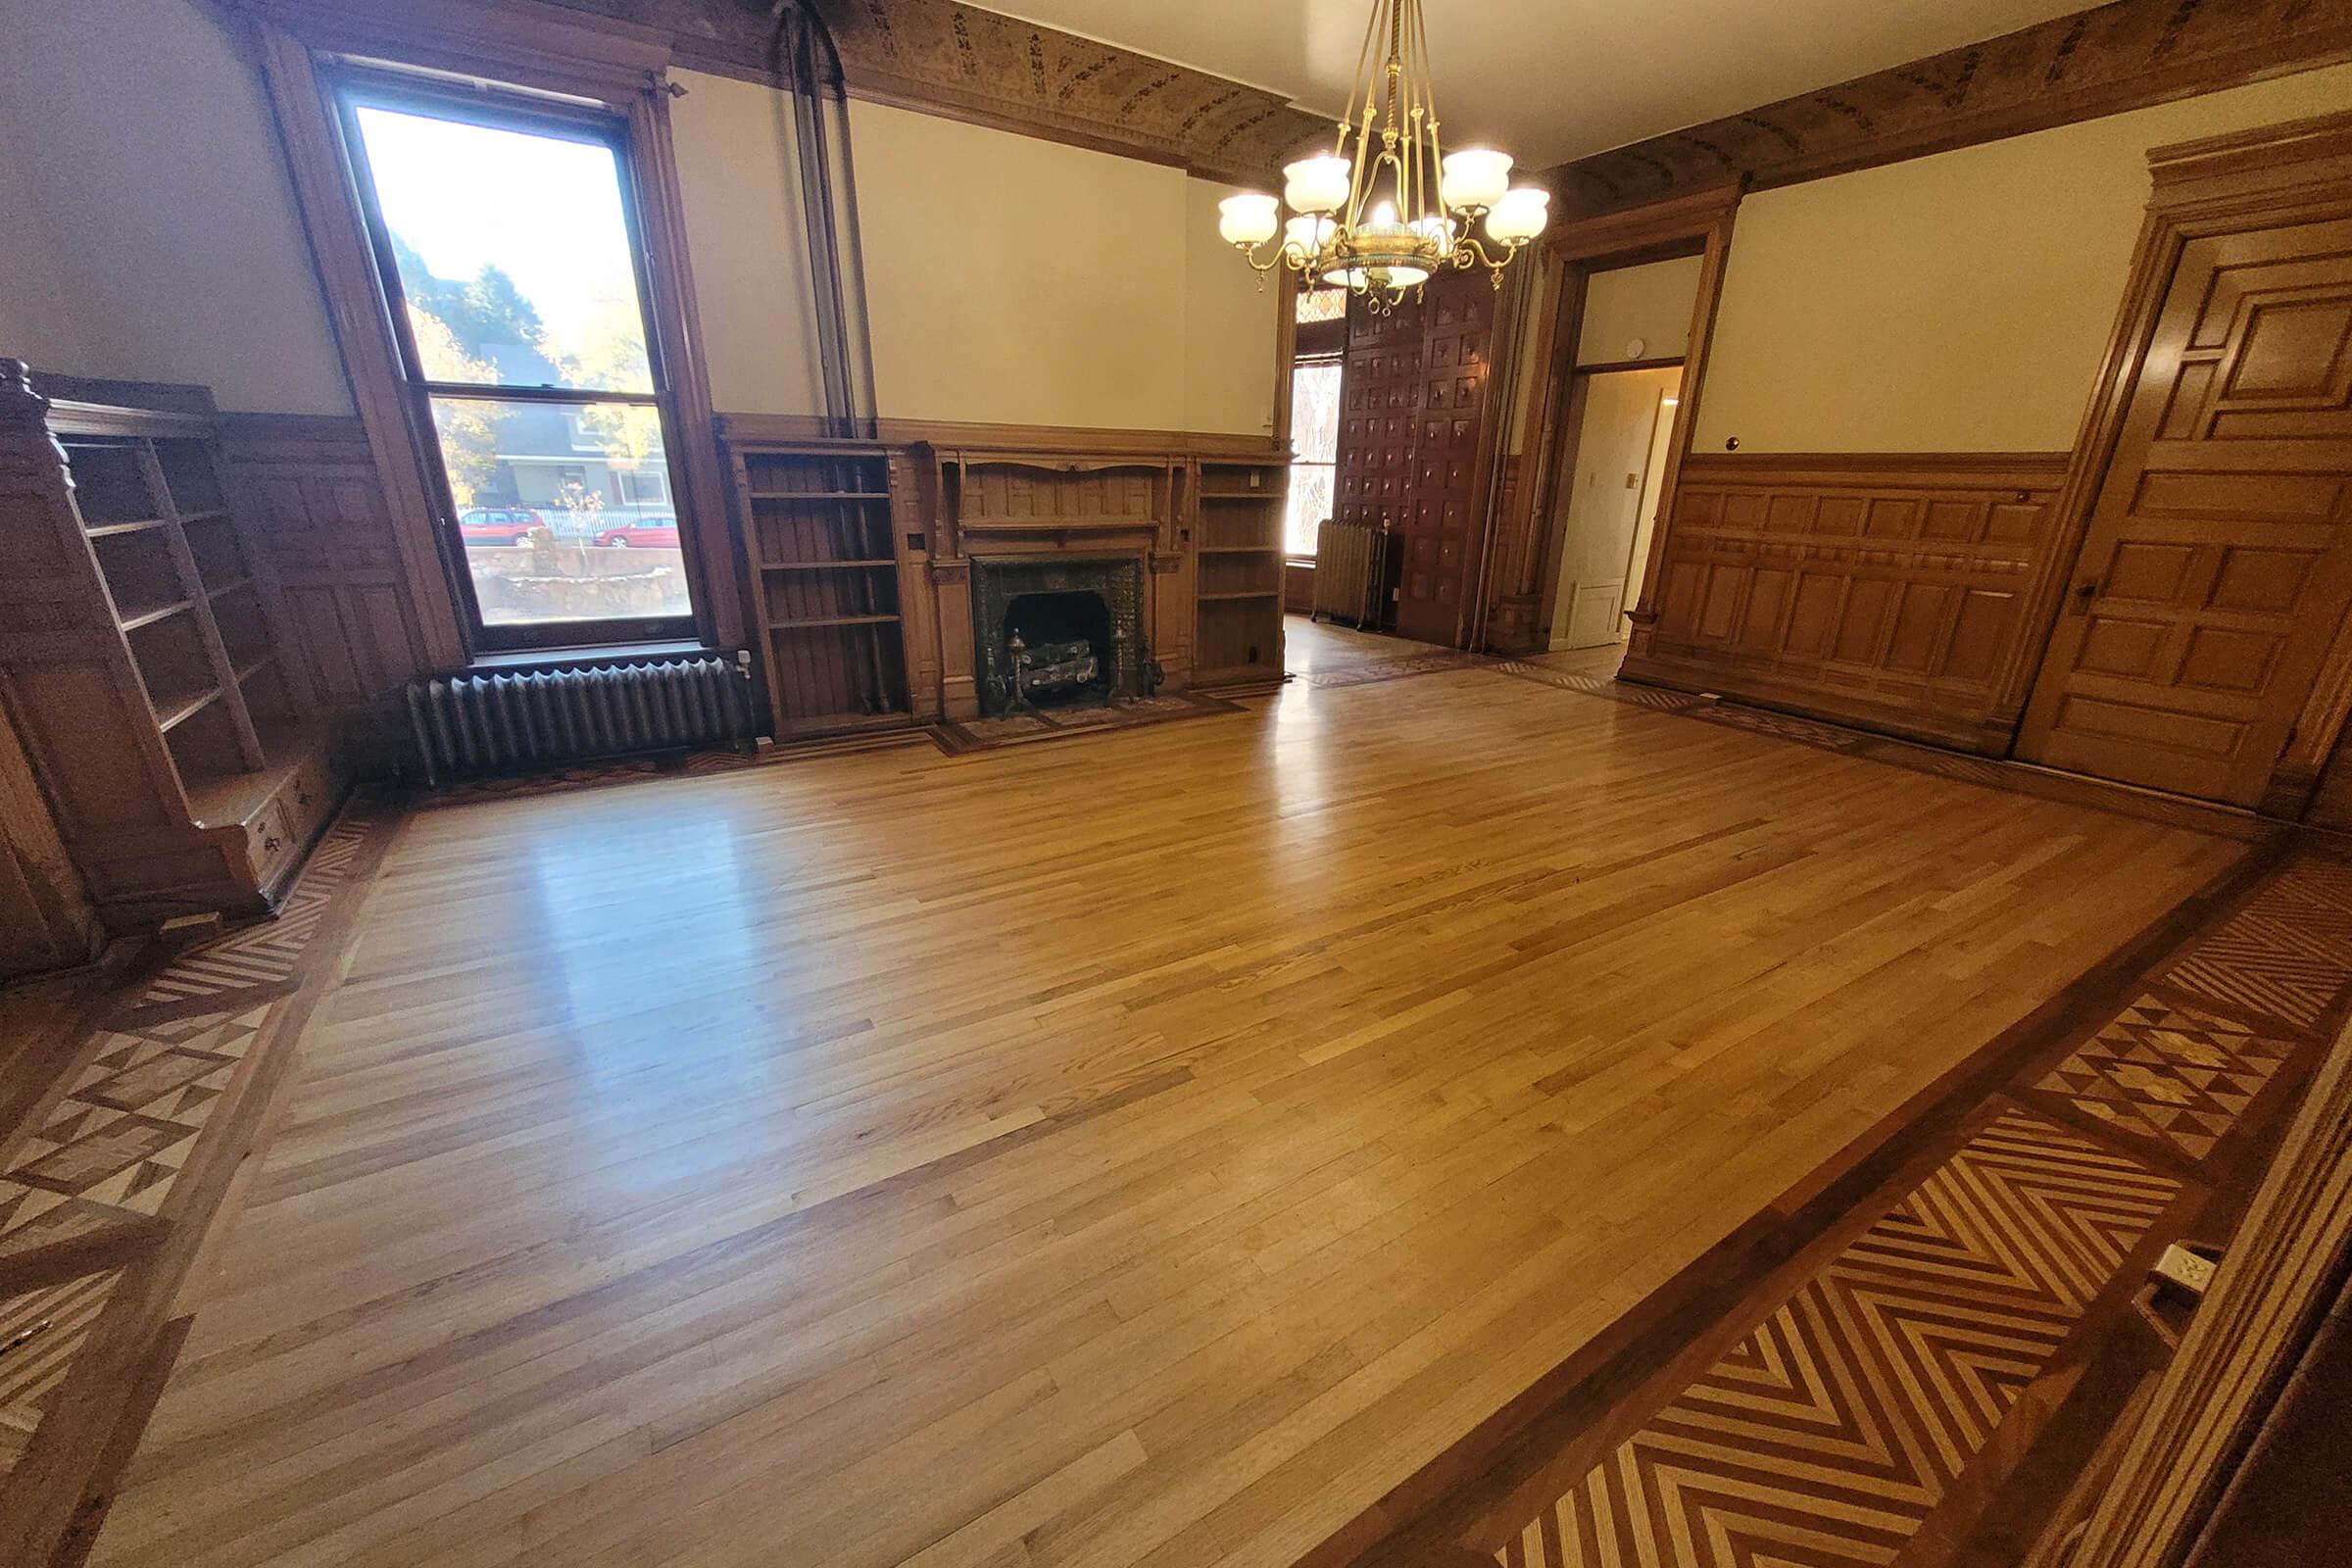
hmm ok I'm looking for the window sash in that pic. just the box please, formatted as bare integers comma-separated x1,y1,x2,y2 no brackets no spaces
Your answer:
329,69,700,651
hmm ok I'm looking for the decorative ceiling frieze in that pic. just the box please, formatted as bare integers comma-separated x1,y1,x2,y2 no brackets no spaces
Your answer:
814,0,1332,183
525,0,1331,182
1548,0,2352,216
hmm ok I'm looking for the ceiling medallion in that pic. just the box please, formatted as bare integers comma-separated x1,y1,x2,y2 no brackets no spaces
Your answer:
1216,0,1549,313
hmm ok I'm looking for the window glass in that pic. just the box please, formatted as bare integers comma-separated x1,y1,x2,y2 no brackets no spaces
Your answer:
340,85,695,644
431,398,686,626
352,105,654,394
1284,356,1344,557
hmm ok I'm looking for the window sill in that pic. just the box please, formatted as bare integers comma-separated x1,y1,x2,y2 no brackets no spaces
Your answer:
466,639,720,674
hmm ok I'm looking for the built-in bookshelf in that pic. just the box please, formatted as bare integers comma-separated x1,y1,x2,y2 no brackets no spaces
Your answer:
0,366,337,928
729,442,913,738
1193,460,1287,687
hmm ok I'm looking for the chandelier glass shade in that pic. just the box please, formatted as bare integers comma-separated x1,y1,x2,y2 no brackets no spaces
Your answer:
1218,0,1549,308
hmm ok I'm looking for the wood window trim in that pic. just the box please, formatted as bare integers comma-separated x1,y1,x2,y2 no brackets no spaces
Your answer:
1490,183,1742,657
2011,109,2352,806
233,0,743,664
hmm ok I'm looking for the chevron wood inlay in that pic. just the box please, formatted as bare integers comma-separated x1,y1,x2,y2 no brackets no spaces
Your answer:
1494,1107,2180,1568
132,818,376,1005
2158,860,2352,1032
0,1269,122,1478
1489,662,1710,711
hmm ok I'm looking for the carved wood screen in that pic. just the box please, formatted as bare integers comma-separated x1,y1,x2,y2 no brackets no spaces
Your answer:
1623,453,2071,751
1331,271,1498,646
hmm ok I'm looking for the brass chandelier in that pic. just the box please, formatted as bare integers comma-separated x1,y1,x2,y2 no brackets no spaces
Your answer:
1218,0,1550,309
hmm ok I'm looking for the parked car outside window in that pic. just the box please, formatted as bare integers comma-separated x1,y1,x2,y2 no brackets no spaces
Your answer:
456,507,549,546
593,515,680,549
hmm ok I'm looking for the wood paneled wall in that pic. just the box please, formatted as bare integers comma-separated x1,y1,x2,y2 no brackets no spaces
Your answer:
1332,271,1502,645
0,696,99,978
216,414,431,760
1620,452,2071,752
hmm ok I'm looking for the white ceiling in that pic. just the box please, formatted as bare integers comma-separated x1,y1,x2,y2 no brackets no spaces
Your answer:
996,0,2093,168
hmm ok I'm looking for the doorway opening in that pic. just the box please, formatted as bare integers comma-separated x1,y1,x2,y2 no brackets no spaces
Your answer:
1547,365,1683,652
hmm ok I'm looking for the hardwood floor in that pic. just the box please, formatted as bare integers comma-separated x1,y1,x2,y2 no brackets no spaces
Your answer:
92,667,2242,1568
1280,615,1441,674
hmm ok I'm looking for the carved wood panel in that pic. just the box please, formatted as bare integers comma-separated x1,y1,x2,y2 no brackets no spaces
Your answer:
2020,216,2352,805
216,415,432,714
1332,271,1495,645
1623,453,2071,751
1551,0,2352,216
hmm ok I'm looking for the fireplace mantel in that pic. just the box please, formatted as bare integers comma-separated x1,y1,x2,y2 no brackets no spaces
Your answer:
715,419,1290,731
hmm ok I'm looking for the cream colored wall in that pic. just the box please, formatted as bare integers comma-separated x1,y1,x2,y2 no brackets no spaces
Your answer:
1576,255,1702,367
847,99,1275,432
1182,178,1283,436
0,125,90,375
0,0,351,414
1695,63,2352,454
669,71,829,419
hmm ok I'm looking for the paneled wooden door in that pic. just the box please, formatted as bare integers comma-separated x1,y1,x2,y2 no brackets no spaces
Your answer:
2019,215,2352,805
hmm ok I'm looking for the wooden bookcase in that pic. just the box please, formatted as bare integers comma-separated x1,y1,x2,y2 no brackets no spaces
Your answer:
728,441,915,739
1192,459,1287,687
0,366,338,929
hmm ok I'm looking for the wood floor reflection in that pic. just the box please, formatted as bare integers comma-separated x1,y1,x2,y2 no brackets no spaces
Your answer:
96,668,2240,1568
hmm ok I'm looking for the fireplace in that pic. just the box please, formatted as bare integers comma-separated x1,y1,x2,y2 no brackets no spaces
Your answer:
971,556,1157,714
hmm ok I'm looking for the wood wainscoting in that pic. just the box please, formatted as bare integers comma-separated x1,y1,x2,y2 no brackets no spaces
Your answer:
1619,451,2072,753
215,415,432,709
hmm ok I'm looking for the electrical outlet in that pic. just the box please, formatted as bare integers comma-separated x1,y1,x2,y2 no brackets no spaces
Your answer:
2154,1243,2218,1297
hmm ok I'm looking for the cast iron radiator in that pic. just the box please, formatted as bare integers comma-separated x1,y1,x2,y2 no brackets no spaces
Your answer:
405,654,753,785
1311,517,1388,627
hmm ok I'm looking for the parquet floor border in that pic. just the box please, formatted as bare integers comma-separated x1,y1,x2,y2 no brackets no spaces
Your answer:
0,794,407,1565
1317,838,2350,1568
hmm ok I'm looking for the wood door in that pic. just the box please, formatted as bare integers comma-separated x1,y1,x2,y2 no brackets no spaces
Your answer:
1332,294,1421,632
2019,215,2352,805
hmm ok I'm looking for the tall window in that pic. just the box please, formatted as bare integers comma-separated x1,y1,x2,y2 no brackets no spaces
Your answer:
1284,285,1348,559
1284,355,1343,558
334,78,695,650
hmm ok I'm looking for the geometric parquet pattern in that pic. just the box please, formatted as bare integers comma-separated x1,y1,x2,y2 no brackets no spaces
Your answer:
2036,994,2294,1160
2157,858,2352,1033
0,1004,270,1235
0,798,394,1518
1494,1108,2183,1568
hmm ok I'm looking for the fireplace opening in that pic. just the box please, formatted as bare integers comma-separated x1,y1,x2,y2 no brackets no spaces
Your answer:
1002,589,1114,710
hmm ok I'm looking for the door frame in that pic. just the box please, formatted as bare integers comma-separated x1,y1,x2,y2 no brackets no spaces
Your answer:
2013,110,2352,813
1474,183,1741,655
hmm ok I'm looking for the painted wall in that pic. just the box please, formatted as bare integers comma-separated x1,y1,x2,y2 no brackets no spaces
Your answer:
1182,176,1285,437
1575,255,1703,367
0,125,91,375
0,8,1276,436
1694,63,2352,454
847,98,1276,433
0,0,352,414
668,70,830,419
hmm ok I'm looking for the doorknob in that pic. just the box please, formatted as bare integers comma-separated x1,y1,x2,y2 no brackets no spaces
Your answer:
2068,577,2101,614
